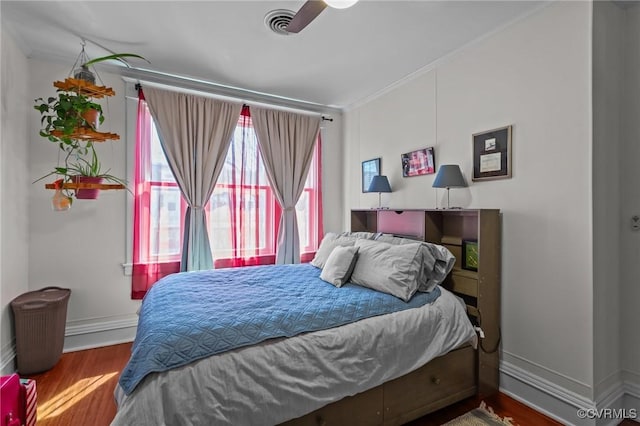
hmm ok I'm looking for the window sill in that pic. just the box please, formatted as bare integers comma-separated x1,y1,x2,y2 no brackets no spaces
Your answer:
123,253,317,276
122,263,133,276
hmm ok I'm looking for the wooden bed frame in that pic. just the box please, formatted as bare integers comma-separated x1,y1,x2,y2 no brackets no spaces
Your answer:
282,209,501,425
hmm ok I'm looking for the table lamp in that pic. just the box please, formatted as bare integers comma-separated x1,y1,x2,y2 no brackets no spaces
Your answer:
432,165,467,209
368,175,392,209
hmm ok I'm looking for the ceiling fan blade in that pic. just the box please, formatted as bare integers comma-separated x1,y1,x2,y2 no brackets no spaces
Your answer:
286,0,328,33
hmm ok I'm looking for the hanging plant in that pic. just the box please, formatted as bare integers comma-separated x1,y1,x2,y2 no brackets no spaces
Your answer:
34,143,127,200
34,90,126,201
34,91,104,147
32,45,143,205
74,53,148,83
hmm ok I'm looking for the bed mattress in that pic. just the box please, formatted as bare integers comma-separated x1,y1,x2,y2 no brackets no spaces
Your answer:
112,286,476,425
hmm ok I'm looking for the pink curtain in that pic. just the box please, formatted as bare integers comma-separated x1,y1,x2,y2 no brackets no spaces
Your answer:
131,92,179,299
300,135,324,263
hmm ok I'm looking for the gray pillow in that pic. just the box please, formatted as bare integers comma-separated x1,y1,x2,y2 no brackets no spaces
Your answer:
375,234,455,293
375,234,422,244
418,242,456,293
350,239,423,302
319,246,359,287
311,233,357,268
338,231,379,240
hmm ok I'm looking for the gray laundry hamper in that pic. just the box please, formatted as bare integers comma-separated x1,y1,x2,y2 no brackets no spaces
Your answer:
11,287,71,375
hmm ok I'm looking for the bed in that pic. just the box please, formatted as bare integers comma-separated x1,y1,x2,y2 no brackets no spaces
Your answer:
113,212,500,425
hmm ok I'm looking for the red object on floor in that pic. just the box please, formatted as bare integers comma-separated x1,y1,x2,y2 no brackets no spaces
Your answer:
20,378,37,426
0,374,22,426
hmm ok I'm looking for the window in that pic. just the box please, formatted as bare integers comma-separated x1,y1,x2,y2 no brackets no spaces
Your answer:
133,102,322,273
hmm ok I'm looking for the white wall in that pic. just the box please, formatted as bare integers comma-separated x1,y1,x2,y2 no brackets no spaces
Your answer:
344,71,438,216
621,4,640,400
0,30,31,374
344,0,595,411
320,113,344,233
592,0,623,403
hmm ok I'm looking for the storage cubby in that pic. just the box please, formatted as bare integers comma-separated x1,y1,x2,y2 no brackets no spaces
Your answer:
350,208,501,395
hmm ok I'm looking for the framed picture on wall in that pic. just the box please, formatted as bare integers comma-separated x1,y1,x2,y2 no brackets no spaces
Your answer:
472,125,512,181
362,158,381,193
401,147,435,177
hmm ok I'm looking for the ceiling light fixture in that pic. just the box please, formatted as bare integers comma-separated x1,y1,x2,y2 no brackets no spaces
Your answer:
287,0,359,33
324,0,358,9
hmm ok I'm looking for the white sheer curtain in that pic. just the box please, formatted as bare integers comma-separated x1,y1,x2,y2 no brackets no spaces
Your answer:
251,106,321,264
143,86,242,271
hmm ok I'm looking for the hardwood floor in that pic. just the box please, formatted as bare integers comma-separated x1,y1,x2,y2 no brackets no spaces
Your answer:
26,343,131,426
26,343,635,425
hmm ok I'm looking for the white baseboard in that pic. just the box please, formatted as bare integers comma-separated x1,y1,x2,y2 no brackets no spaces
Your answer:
500,359,596,426
624,371,640,397
623,371,640,411
1,339,16,375
593,376,639,426
501,350,592,397
0,316,137,375
501,360,640,426
623,393,640,411
63,315,138,352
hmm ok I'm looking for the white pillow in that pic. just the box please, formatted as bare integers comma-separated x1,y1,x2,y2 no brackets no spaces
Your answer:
311,233,357,269
319,246,359,287
350,239,423,302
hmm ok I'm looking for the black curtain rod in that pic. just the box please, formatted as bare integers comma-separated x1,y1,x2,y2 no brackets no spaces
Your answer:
241,102,333,121
136,85,332,121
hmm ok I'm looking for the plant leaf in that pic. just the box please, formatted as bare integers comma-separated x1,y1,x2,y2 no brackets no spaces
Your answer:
82,53,149,67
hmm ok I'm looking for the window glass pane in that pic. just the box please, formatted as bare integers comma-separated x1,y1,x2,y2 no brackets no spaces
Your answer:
150,124,175,182
149,186,182,258
296,190,310,250
209,188,233,257
208,116,275,258
304,148,315,189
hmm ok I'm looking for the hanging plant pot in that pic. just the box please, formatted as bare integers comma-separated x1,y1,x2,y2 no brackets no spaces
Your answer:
73,66,96,84
81,108,101,130
72,176,103,199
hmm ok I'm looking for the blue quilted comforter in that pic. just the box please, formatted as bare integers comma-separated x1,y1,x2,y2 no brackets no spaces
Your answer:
119,263,441,394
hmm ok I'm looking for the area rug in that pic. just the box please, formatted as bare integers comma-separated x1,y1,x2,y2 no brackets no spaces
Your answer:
443,401,515,426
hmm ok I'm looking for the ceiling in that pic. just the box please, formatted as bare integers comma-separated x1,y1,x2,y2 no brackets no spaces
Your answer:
1,1,547,109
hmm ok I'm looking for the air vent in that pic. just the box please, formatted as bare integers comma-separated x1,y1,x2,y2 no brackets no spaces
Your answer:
264,9,295,35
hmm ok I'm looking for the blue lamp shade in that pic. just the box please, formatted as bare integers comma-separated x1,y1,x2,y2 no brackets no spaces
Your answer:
368,175,391,209
368,175,392,193
432,165,467,189
432,165,467,209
